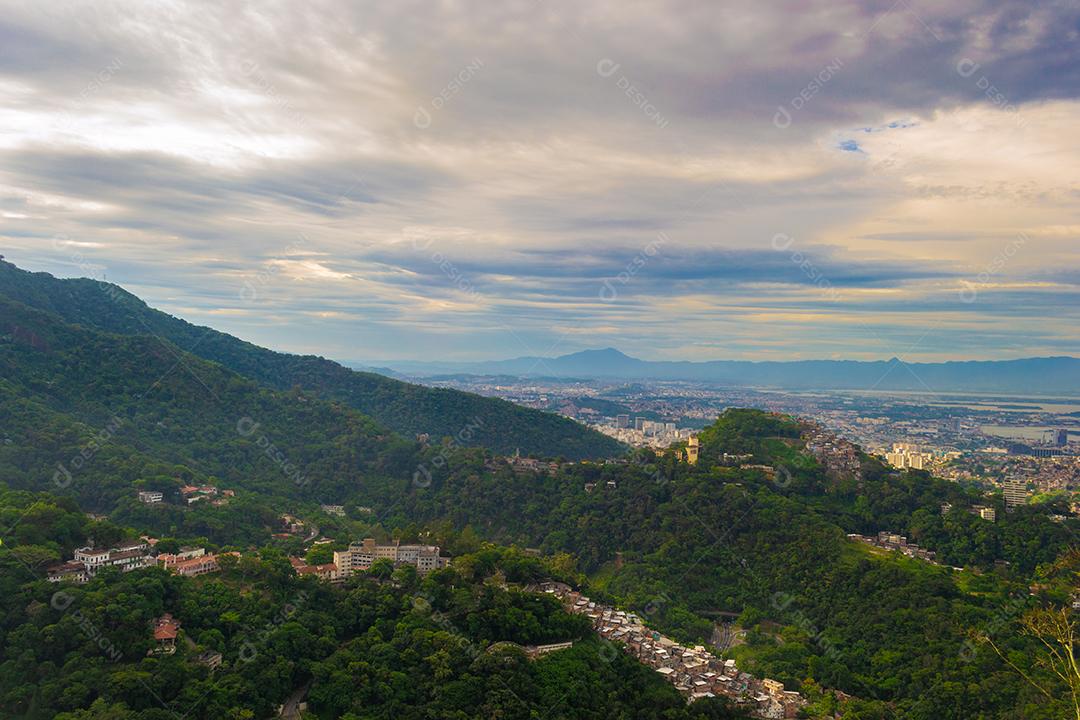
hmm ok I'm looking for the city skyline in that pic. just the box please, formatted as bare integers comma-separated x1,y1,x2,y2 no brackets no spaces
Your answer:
1,1,1078,362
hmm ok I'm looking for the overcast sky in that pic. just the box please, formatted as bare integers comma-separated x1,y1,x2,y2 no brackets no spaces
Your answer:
1,0,1078,363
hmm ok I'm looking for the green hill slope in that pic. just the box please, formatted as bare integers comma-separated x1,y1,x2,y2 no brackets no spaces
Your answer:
0,260,624,460
334,409,1078,719
0,294,427,515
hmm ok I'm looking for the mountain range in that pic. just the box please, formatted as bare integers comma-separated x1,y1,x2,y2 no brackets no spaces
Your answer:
378,347,1080,394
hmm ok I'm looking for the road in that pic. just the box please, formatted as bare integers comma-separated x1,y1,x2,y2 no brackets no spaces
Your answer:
279,679,311,719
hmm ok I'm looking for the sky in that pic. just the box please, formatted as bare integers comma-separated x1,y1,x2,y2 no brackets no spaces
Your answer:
1,0,1078,364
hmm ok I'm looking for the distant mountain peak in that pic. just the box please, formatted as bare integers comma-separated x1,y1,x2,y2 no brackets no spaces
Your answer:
559,347,635,360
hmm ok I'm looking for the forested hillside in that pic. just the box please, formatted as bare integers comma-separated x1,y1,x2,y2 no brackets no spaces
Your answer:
0,294,430,516
0,260,624,460
329,410,1078,719
0,494,747,720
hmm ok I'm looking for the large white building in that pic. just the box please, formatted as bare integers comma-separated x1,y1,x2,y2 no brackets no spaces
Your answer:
49,543,153,583
884,444,932,470
333,538,449,578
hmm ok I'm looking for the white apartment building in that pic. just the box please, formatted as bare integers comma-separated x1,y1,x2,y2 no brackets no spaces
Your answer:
333,538,449,578
53,543,153,583
885,444,931,470
74,547,113,569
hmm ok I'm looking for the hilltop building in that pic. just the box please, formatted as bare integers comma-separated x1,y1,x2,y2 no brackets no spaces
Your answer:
685,436,699,465
152,614,180,655
156,547,232,577
179,484,218,504
46,561,90,584
333,538,449,579
290,557,341,581
47,542,154,583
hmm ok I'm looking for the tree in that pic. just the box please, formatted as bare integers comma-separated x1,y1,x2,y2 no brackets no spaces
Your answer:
155,538,181,554
305,545,334,565
985,606,1080,720
369,559,394,580
391,564,419,592
10,545,60,568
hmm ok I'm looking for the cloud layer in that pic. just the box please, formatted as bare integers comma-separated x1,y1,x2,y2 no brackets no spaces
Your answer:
1,0,1078,362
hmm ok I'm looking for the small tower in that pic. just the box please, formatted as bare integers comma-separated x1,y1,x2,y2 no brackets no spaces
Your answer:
686,436,699,465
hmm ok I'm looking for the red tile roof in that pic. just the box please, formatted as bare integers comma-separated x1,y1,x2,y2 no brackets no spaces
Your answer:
153,613,180,640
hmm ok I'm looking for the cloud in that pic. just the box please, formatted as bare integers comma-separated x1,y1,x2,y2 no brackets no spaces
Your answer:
0,0,1077,361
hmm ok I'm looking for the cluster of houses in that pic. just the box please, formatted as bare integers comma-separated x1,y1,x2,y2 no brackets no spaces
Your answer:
485,450,562,474
804,426,863,478
848,531,938,564
46,541,228,584
137,485,233,506
536,582,806,719
180,484,230,505
45,532,450,586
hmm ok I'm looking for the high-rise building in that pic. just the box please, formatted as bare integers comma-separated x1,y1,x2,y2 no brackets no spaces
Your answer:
615,414,630,429
1055,428,1069,446
885,444,931,470
1002,478,1028,509
634,417,646,431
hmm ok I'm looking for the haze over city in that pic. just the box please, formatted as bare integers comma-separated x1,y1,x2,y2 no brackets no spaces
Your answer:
2,1,1078,362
